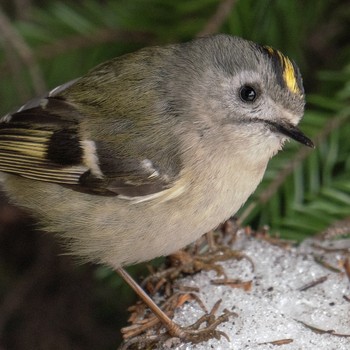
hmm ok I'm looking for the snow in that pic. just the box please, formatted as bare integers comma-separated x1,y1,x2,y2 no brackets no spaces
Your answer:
157,234,350,350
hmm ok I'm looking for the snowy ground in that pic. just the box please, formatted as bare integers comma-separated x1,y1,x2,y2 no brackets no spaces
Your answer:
157,234,350,350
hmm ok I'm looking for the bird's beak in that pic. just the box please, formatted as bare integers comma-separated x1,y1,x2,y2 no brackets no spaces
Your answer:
267,120,314,148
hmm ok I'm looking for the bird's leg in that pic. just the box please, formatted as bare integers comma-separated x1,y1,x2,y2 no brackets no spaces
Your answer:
205,230,216,252
116,267,183,337
116,267,234,343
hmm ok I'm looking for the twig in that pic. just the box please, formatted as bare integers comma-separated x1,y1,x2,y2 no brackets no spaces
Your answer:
14,0,33,21
0,7,46,96
0,29,154,80
36,29,155,60
197,0,237,37
259,338,294,346
295,319,350,337
298,275,328,291
313,256,342,273
0,39,30,100
317,216,350,239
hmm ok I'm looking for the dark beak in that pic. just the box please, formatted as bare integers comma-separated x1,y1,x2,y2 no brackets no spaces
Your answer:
267,121,314,148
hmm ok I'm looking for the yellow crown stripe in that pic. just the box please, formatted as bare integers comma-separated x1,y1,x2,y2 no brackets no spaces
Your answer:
264,46,300,94
281,55,300,94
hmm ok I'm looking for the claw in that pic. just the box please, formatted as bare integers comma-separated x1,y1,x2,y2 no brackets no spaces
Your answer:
172,306,236,344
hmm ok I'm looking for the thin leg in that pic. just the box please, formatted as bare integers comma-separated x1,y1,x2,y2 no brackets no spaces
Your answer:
117,267,234,343
116,267,184,337
206,230,216,252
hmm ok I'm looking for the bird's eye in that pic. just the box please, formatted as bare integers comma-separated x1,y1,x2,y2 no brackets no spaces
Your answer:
239,85,257,102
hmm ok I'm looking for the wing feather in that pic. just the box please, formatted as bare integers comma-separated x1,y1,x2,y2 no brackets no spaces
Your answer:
0,78,182,197
0,96,87,185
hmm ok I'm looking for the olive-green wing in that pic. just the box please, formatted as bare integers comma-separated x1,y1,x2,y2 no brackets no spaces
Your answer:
0,85,180,197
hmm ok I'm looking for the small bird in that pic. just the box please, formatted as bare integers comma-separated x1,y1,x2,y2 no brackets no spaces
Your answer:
0,34,313,341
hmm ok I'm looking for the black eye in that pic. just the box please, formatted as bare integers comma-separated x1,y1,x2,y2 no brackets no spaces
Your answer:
239,85,257,102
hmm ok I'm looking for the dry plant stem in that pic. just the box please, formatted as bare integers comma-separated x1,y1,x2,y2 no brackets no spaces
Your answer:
119,334,160,350
122,315,161,339
317,216,350,239
13,0,32,20
343,295,350,302
37,30,154,60
314,256,341,272
259,339,294,346
116,267,183,338
0,8,46,95
141,267,178,288
197,0,238,37
0,30,154,78
295,319,350,337
298,275,328,291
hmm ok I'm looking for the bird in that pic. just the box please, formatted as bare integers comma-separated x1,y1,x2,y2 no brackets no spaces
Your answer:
0,34,313,342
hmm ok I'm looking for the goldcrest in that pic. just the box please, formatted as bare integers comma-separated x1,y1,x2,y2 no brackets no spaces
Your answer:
0,34,313,340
